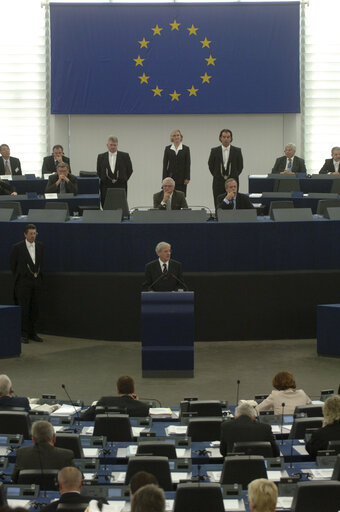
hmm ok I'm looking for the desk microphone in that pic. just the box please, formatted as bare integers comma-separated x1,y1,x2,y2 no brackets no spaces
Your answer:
171,274,188,291
236,380,240,406
280,402,285,445
61,384,80,426
148,272,167,291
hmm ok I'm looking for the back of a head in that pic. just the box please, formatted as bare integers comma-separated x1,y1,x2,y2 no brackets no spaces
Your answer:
117,375,135,395
323,395,340,425
32,420,54,444
130,471,159,495
236,402,257,419
272,371,296,391
131,484,165,512
248,478,278,512
0,375,11,396
58,466,82,493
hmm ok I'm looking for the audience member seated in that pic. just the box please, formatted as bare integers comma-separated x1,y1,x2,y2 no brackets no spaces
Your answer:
256,371,311,415
319,147,340,174
0,374,30,411
45,162,78,195
0,177,17,196
80,375,149,421
43,466,91,512
216,177,254,210
271,143,307,174
0,144,22,176
42,145,71,175
248,478,278,512
306,395,340,458
220,402,279,457
12,420,74,483
153,177,188,210
131,484,165,512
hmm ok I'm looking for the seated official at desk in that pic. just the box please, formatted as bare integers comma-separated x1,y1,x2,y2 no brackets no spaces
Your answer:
0,144,22,176
272,143,307,174
80,375,149,421
42,144,71,175
45,162,78,195
142,241,186,292
248,478,278,512
0,374,30,411
0,177,17,195
256,371,311,415
12,420,74,483
153,177,188,210
220,402,279,457
306,395,340,459
319,146,340,174
216,177,254,210
43,467,92,512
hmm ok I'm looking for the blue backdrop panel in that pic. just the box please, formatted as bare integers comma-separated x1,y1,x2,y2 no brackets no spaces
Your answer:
50,2,300,114
317,305,340,357
0,306,21,358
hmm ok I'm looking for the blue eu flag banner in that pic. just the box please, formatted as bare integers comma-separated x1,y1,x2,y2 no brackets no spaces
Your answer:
50,2,300,115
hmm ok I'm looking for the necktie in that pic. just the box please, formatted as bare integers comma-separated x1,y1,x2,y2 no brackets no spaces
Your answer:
60,179,66,193
166,197,171,210
162,263,167,274
288,158,292,170
4,161,10,175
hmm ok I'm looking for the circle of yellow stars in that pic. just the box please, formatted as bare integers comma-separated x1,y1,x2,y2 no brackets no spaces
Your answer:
132,20,216,102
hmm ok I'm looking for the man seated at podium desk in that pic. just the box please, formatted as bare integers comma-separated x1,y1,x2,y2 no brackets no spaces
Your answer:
319,146,340,174
153,177,188,210
271,143,307,174
142,241,187,292
216,178,254,210
45,162,78,195
0,177,17,195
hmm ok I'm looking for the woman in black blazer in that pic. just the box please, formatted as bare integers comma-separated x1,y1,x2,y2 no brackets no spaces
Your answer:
162,129,191,196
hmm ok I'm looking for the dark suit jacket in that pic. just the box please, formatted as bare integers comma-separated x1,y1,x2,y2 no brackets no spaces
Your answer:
319,159,339,174
153,189,188,210
42,155,71,175
0,395,30,411
208,145,243,180
43,492,91,512
220,415,280,457
305,421,340,458
162,145,191,184
12,443,74,483
80,395,150,421
142,259,186,291
272,155,307,174
0,157,22,176
45,173,78,194
0,179,16,195
10,240,44,293
216,192,254,210
96,151,133,186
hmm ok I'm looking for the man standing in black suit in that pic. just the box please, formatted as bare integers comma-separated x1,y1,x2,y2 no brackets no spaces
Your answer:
216,178,254,210
153,177,188,210
271,143,307,174
0,144,22,175
42,145,71,176
0,374,30,411
208,129,243,208
45,162,78,194
10,223,44,344
142,241,186,292
97,136,133,206
43,467,91,512
220,402,279,457
319,146,340,174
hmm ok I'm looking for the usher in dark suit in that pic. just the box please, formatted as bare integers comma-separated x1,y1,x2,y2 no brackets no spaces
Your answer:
220,415,280,457
42,155,71,175
0,395,30,411
271,156,307,174
0,156,22,175
208,145,243,207
45,173,78,194
80,395,150,421
0,179,16,195
43,492,91,512
216,192,254,210
153,189,188,210
142,259,186,291
97,150,133,204
319,159,340,174
305,421,340,459
162,144,191,195
12,443,74,483
10,240,44,338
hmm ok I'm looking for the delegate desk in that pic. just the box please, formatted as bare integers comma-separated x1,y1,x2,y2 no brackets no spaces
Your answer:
248,174,340,194
0,194,100,215
248,192,338,214
9,176,99,195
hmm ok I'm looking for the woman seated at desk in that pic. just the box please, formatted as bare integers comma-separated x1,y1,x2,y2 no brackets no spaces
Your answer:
306,395,340,458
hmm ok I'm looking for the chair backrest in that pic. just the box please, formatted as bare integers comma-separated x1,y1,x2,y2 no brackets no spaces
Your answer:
316,199,340,216
294,404,323,418
274,179,301,192
331,180,340,194
125,456,173,491
95,406,127,416
93,413,133,441
137,441,177,459
332,453,340,480
232,441,273,457
45,201,70,215
187,417,222,441
55,433,83,458
0,201,22,218
291,481,340,512
18,469,59,490
57,503,90,512
269,200,294,219
174,483,224,512
0,411,31,440
188,400,222,417
103,188,129,218
0,482,7,506
289,417,323,439
221,456,267,489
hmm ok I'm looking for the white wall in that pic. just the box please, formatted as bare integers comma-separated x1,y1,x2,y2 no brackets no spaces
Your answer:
50,113,301,210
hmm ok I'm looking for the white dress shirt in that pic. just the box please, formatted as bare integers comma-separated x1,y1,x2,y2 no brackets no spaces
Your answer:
109,151,117,172
170,142,183,155
25,240,36,264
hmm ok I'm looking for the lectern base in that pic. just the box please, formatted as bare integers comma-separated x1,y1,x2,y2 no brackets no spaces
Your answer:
142,369,194,378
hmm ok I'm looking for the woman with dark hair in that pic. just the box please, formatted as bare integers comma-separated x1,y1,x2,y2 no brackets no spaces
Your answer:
162,129,190,196
256,371,311,415
306,395,340,458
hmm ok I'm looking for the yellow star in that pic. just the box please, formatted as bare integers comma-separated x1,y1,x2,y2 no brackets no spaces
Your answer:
200,72,212,84
187,24,198,36
200,37,211,48
169,90,181,102
170,19,181,31
138,37,150,49
205,54,216,66
187,85,198,96
152,85,163,97
138,72,150,84
152,25,163,36
133,55,145,67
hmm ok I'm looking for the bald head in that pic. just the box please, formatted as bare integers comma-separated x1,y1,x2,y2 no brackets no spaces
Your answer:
58,467,82,494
